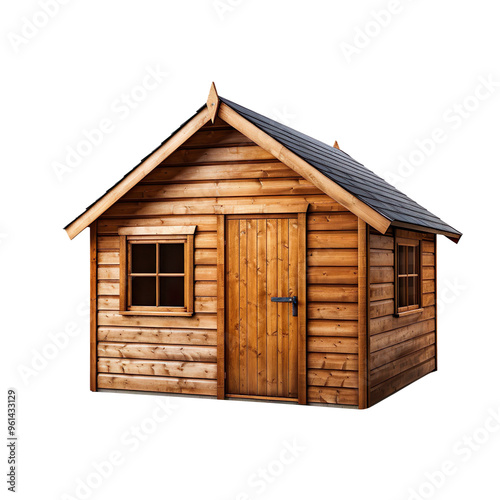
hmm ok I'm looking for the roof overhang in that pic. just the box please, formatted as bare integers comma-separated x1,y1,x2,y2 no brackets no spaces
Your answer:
390,221,461,243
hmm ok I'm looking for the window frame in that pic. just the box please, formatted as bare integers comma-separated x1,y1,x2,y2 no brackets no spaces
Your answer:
118,226,195,316
394,235,423,316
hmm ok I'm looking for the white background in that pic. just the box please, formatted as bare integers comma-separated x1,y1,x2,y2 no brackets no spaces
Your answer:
2,1,499,499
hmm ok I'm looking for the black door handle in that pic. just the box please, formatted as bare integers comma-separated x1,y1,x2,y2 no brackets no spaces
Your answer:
271,296,298,316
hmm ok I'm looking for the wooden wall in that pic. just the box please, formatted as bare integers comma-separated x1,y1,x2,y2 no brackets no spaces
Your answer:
306,213,359,406
93,118,360,405
368,228,437,406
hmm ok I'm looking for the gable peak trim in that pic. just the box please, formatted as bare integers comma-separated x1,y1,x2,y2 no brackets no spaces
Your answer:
207,82,220,124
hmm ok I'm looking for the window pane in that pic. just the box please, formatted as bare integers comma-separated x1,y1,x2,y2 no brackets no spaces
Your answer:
131,276,156,306
398,246,407,274
408,277,418,306
159,243,184,274
408,246,416,274
131,244,156,273
159,277,185,307
398,277,407,307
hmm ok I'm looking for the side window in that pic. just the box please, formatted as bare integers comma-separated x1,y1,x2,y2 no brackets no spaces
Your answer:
118,227,195,316
395,238,422,314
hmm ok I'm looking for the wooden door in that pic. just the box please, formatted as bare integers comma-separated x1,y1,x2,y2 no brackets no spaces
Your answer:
225,216,300,400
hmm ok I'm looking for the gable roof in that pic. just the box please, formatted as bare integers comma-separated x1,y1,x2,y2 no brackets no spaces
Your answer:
65,85,461,242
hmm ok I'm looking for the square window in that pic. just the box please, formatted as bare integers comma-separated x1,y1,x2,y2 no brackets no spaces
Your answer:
118,227,195,316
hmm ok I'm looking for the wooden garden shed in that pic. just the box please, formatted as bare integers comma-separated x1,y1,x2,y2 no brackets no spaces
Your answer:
65,84,461,408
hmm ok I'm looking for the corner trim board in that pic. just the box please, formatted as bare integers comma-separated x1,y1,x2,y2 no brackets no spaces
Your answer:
297,212,307,404
434,234,438,372
90,222,97,392
357,219,368,409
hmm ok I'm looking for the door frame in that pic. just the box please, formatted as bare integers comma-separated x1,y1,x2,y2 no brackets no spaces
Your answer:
216,212,307,404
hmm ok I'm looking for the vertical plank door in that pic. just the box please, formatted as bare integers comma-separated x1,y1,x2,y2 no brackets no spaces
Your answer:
225,217,299,400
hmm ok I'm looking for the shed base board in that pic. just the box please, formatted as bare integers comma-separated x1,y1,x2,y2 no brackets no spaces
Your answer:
97,389,216,401
97,389,358,408
307,403,359,410
226,395,298,405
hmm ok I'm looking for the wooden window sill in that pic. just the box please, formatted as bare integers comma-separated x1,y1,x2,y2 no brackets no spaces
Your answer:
394,308,424,318
119,310,194,317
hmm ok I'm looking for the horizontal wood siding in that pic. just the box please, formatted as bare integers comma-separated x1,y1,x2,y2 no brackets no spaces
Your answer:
306,213,359,406
368,229,436,406
96,222,218,395
96,120,355,401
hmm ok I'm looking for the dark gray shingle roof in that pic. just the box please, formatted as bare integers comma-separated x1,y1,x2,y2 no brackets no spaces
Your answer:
220,96,461,239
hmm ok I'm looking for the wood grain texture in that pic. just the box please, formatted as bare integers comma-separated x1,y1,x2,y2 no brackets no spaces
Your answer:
308,369,358,388
247,219,258,395
98,373,217,396
104,195,338,218
307,320,358,337
307,249,358,266
225,219,240,394
308,337,358,354
307,267,358,285
98,216,218,234
257,219,267,395
307,302,358,320
307,387,358,406
97,342,217,361
97,327,216,345
144,162,299,183
123,178,321,200
307,353,358,371
162,145,276,165
98,358,217,379
98,312,217,330
307,285,358,303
